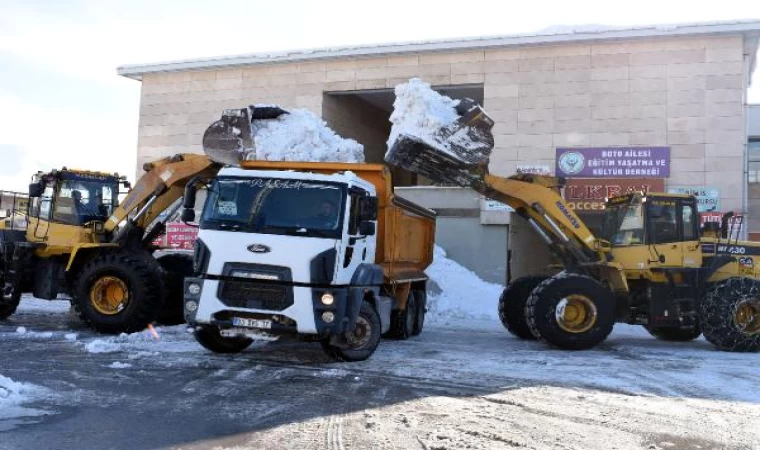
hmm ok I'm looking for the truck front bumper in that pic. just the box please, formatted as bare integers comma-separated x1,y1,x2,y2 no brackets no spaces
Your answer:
183,277,353,336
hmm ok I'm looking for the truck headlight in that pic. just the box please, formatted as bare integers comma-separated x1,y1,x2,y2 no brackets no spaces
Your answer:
185,300,198,312
321,311,335,323
187,283,201,295
321,292,334,306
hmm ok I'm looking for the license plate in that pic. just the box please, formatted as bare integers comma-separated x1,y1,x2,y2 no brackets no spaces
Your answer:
231,317,272,329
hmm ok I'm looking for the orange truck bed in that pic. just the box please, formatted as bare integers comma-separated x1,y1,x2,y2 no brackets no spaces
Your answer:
238,161,436,282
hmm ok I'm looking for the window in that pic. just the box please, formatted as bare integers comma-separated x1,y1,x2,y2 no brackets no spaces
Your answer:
681,202,697,241
601,202,645,247
647,200,679,244
749,140,760,183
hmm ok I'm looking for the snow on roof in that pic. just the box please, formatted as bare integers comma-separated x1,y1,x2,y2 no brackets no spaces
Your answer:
118,19,760,80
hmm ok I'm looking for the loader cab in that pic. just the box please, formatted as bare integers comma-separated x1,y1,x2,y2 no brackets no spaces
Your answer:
27,170,120,242
601,193,701,269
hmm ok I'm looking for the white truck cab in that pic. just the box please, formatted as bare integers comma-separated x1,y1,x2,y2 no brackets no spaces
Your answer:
182,163,434,362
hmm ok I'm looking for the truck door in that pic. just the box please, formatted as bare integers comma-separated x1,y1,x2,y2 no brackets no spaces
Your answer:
646,197,701,268
339,188,375,282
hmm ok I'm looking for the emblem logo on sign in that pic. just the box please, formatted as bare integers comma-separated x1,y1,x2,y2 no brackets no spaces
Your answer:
247,244,271,253
558,151,585,176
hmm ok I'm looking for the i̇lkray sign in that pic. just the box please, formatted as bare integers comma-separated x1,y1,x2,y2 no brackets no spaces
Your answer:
564,178,665,212
556,147,670,178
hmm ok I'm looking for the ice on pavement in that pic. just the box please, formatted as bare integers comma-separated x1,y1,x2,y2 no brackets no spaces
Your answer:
108,362,132,369
386,78,460,152
0,374,49,421
244,108,364,163
425,245,502,324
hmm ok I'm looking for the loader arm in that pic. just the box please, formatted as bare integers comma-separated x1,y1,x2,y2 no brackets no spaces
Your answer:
105,153,220,245
385,102,607,270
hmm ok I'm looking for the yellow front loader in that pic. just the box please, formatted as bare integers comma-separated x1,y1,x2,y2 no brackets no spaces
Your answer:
0,154,221,333
386,101,760,352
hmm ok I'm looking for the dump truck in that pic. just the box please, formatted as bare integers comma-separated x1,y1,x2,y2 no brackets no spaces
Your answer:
180,158,436,362
386,99,760,352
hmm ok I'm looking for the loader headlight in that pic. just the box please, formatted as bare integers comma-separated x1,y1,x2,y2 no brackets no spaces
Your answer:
187,283,201,295
321,292,335,306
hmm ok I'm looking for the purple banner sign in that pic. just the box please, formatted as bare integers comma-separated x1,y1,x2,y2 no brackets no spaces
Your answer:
555,147,670,178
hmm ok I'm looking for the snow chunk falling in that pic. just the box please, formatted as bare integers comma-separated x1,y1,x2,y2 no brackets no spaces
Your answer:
244,109,364,163
386,78,460,152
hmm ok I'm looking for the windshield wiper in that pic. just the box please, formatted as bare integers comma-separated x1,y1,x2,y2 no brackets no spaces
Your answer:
217,222,243,231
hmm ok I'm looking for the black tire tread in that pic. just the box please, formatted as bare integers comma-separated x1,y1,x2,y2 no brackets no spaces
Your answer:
387,291,416,340
72,250,164,334
525,271,614,350
699,277,760,352
412,290,426,336
321,301,381,362
194,325,253,354
498,276,546,340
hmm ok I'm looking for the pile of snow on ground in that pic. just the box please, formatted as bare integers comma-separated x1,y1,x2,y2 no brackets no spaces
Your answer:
386,78,460,152
0,374,46,420
425,246,502,324
245,108,364,163
83,326,199,355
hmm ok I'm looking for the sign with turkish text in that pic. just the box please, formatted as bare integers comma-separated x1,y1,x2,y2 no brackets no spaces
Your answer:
516,164,552,176
667,186,720,212
564,178,665,213
555,147,670,178
152,223,198,250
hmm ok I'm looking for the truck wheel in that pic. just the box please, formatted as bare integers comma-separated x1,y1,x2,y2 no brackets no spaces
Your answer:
72,251,164,334
700,278,760,352
321,301,381,362
387,291,417,340
194,325,253,354
525,272,615,350
498,276,546,340
644,324,702,342
155,253,194,326
0,286,21,320
412,290,426,336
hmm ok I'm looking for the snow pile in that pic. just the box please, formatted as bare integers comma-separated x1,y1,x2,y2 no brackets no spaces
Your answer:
386,78,460,151
0,374,46,420
425,246,503,324
245,108,364,163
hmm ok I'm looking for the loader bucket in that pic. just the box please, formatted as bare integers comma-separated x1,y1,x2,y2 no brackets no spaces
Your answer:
202,105,290,165
385,102,495,187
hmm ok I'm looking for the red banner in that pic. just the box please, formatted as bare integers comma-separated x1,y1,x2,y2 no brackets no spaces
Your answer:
152,223,199,250
564,178,665,212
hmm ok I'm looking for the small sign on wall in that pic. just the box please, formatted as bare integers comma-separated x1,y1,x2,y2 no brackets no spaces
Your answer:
667,186,720,212
555,147,670,178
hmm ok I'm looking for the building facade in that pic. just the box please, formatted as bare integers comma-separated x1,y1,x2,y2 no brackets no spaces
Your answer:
119,21,760,283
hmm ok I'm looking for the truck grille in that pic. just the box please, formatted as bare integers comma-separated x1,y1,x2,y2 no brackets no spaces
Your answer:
217,263,294,311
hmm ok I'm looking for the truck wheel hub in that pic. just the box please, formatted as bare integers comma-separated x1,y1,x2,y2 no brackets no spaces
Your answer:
734,301,760,335
90,276,129,315
556,295,597,334
346,316,371,348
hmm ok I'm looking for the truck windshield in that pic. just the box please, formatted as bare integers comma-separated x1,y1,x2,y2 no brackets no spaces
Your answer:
601,201,644,247
200,177,346,239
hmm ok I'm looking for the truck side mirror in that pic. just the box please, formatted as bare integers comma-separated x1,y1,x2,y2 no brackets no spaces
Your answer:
181,208,196,223
29,182,43,198
359,197,378,221
183,183,197,209
358,220,375,236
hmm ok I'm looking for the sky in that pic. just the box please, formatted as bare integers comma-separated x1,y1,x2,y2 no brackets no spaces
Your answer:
1,0,760,192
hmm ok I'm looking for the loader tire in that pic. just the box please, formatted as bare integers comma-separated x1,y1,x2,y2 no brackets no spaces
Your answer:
526,272,615,350
155,253,194,326
0,286,21,320
321,300,381,362
644,324,702,342
194,325,253,354
73,251,164,334
412,290,426,336
699,278,760,352
498,276,546,340
387,291,417,340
